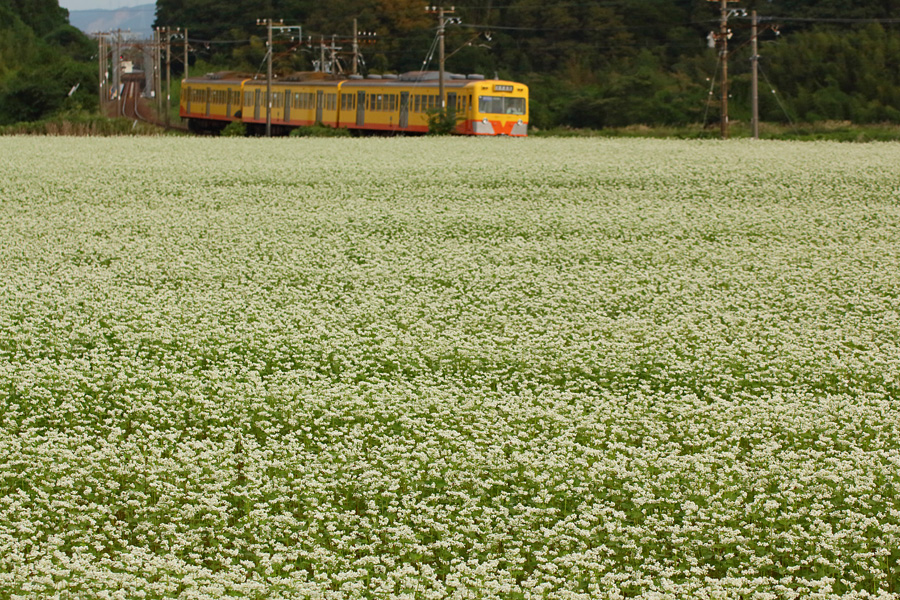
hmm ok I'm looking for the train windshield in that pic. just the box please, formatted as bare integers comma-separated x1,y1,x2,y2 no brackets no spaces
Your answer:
478,96,526,115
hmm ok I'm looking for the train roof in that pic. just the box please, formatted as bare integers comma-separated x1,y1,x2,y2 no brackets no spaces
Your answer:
184,70,524,90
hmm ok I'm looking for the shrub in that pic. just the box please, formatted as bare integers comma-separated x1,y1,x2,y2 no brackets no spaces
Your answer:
289,122,351,137
221,121,246,137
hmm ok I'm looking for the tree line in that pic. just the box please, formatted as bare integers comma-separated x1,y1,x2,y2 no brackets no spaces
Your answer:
0,0,98,124
2,0,900,128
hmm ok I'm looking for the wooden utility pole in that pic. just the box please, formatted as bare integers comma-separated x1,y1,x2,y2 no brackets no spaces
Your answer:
184,28,189,80
751,10,759,140
719,0,729,139
267,22,273,136
352,18,359,75
155,27,162,115
257,19,280,137
165,28,172,128
426,6,456,110
113,29,122,116
97,33,105,111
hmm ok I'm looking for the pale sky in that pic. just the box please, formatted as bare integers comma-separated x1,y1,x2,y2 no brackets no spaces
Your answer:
59,0,153,10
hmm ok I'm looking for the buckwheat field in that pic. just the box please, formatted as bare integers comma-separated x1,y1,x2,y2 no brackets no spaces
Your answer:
1,136,899,599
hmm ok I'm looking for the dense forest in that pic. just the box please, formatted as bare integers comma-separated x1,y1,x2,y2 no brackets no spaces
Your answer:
0,0,97,124
153,0,900,128
2,0,900,128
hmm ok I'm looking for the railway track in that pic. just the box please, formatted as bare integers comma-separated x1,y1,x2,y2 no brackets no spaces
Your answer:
118,78,189,132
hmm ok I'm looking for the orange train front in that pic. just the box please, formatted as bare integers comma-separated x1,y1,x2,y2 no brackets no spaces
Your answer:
180,71,528,137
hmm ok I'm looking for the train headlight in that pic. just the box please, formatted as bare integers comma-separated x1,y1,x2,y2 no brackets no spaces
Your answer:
482,118,489,124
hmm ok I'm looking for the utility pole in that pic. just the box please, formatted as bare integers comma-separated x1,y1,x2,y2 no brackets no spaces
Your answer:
113,29,121,116
165,27,173,129
184,28,189,80
750,10,759,140
154,27,161,115
267,21,273,136
426,6,456,110
719,0,729,139
257,19,281,137
352,18,359,75
97,33,105,112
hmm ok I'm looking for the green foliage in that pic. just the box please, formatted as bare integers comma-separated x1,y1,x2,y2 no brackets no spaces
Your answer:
0,0,97,125
0,113,167,136
221,121,247,137
288,122,351,137
152,0,900,127
758,24,900,123
0,56,97,125
1,0,69,37
425,107,458,135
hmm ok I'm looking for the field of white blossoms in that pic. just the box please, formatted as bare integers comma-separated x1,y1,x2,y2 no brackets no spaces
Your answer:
1,136,899,599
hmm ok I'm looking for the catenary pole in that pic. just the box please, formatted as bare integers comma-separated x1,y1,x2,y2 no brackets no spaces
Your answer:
720,0,728,139
165,28,172,129
267,20,273,136
97,34,104,112
438,6,445,108
352,18,359,75
751,10,759,140
426,6,456,110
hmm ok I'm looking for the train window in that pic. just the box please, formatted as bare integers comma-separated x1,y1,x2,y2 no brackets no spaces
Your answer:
478,95,526,115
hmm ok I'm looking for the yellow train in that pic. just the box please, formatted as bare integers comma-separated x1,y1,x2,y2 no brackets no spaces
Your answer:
179,71,528,136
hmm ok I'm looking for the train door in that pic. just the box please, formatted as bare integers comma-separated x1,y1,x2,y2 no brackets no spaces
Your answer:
284,91,291,122
226,88,231,117
254,89,261,120
447,92,457,115
399,91,409,129
316,90,324,123
356,91,365,126
186,87,192,114
206,87,211,116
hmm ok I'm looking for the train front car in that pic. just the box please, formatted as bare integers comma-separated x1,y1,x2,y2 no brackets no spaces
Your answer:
466,79,528,136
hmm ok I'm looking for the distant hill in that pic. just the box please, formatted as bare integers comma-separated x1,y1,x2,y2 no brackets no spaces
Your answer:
68,3,155,39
